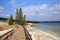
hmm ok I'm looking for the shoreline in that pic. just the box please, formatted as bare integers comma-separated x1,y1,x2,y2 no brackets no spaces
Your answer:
35,27,60,38
34,27,60,40
26,23,60,40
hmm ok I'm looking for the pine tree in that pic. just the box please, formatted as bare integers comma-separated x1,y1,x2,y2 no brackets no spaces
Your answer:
19,8,24,25
16,8,19,23
8,14,13,25
23,15,26,25
15,8,26,25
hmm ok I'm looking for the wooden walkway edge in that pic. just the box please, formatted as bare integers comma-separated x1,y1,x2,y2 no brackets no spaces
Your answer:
10,25,26,40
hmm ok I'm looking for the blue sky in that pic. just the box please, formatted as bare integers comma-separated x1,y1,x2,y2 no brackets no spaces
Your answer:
0,0,60,21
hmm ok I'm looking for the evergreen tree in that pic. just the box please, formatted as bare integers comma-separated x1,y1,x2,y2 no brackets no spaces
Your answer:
8,14,13,25
15,8,26,25
23,15,26,25
18,8,23,24
16,8,19,23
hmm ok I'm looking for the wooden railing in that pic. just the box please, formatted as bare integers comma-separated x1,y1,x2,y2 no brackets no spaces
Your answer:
0,28,14,40
23,26,32,40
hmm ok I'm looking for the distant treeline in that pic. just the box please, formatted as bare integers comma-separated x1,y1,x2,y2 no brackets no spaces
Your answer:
27,21,60,23
27,21,40,23
0,17,8,21
0,17,60,23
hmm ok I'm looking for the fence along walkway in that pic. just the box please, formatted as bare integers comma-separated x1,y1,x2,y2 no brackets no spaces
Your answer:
0,28,14,40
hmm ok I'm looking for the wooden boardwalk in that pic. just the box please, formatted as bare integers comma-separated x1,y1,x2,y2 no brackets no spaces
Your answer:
10,25,26,40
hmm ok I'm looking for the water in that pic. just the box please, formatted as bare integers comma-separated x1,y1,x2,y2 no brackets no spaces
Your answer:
35,23,60,38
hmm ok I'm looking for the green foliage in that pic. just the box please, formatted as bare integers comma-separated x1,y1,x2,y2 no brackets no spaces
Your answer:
15,8,26,25
16,8,19,23
23,15,26,25
8,15,13,25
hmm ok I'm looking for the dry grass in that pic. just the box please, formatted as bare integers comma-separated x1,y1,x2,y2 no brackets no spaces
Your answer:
0,22,9,30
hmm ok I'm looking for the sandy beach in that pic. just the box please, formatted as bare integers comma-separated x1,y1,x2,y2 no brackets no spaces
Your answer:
25,24,60,40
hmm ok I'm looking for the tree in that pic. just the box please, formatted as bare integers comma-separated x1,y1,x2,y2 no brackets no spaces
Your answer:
15,8,26,25
23,15,26,25
16,8,19,23
18,8,23,24
8,14,13,25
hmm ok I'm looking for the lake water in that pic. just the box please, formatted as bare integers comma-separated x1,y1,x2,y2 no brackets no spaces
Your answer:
35,23,60,38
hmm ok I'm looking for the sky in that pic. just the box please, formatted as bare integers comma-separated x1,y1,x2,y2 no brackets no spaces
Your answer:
0,0,60,21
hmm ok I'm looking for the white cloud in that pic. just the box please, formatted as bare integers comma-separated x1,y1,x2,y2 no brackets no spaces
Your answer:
10,0,15,5
0,6,10,18
6,14,10,17
55,4,60,9
22,4,48,16
0,13,10,18
39,4,47,9
0,6,4,12
22,4,60,21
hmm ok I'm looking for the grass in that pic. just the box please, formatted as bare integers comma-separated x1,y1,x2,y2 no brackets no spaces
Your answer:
0,22,9,31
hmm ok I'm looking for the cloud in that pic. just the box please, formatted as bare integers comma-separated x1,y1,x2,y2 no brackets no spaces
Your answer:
10,0,15,5
22,4,48,16
22,4,60,21
0,6,4,12
39,4,47,9
6,14,10,17
0,13,10,18
0,6,10,18
55,4,60,9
